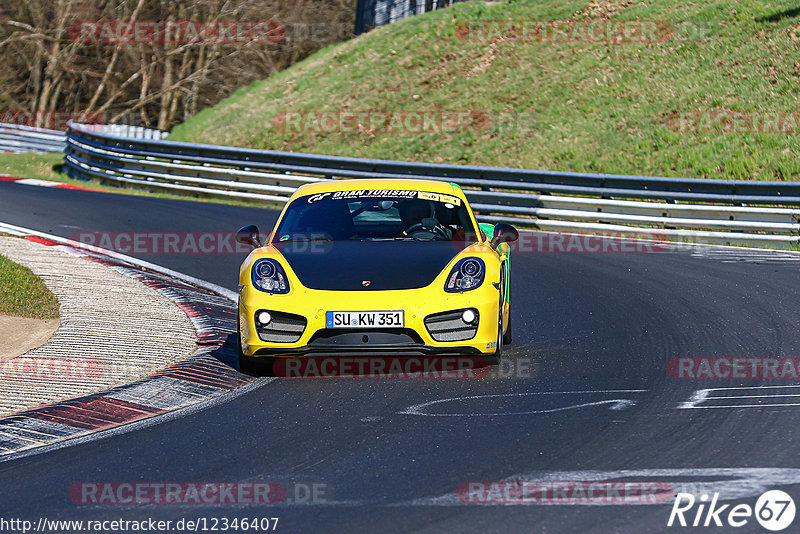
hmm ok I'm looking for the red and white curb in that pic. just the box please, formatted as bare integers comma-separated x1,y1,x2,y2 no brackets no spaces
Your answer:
0,174,102,192
0,223,253,457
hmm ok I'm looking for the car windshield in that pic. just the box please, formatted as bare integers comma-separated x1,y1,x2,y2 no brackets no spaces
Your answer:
273,189,478,242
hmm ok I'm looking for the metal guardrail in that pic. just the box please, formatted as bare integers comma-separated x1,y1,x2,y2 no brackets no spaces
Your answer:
97,124,169,140
0,123,167,154
355,0,464,35
64,121,800,249
0,123,66,153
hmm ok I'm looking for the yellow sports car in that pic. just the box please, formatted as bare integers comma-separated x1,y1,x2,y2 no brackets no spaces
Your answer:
235,178,518,374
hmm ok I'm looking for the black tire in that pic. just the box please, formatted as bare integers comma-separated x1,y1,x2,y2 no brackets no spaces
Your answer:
237,313,255,374
237,312,274,375
486,272,505,365
503,305,512,345
238,353,259,375
485,315,503,365
503,260,512,345
238,340,275,376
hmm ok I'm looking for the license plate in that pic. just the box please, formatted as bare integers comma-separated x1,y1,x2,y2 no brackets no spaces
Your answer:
326,310,404,328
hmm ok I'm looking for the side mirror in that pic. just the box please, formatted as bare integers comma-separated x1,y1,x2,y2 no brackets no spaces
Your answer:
236,225,261,249
490,223,519,249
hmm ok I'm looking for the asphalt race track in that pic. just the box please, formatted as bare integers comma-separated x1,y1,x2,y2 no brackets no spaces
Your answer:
3,180,800,533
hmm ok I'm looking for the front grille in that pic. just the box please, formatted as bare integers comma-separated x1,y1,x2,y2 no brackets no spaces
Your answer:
256,310,307,343
424,309,479,342
308,329,422,347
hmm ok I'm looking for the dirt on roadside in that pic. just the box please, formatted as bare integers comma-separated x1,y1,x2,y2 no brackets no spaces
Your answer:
0,315,60,360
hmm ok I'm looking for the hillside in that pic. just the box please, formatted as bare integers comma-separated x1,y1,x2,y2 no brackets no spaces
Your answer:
169,0,800,181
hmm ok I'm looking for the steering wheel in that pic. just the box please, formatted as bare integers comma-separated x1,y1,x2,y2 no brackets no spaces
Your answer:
404,222,451,240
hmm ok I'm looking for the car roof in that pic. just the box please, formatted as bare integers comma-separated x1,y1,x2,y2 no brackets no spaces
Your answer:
293,178,463,197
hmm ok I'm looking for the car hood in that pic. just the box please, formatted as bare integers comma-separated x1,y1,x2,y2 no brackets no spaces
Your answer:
274,240,468,291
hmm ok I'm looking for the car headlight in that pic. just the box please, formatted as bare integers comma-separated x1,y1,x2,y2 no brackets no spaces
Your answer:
251,259,289,294
444,257,485,293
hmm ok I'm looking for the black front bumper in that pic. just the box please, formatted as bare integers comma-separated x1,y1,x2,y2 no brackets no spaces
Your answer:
253,344,483,358
253,328,483,357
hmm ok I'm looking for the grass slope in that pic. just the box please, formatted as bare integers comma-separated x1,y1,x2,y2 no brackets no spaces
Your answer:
170,0,800,181
0,252,59,319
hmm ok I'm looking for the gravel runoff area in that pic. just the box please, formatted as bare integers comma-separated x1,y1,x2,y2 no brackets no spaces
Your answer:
0,237,198,416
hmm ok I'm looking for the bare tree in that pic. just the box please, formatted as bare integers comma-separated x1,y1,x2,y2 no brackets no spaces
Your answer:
0,0,355,130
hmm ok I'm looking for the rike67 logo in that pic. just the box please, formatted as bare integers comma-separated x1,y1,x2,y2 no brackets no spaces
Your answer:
668,490,795,531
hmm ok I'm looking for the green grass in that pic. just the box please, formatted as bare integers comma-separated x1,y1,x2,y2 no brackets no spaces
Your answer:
169,0,800,181
0,152,67,182
0,252,60,319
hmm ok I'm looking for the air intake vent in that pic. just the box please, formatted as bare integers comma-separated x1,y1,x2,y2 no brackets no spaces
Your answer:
256,310,307,343
424,309,479,342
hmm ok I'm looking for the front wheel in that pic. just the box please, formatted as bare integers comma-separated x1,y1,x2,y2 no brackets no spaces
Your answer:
503,306,512,345
237,313,274,375
238,344,275,375
486,273,505,365
237,314,254,373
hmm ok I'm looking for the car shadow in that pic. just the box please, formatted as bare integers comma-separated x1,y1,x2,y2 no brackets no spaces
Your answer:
756,7,800,22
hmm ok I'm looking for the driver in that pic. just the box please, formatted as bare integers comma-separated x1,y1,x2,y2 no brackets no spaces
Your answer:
398,198,431,230
398,198,453,240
